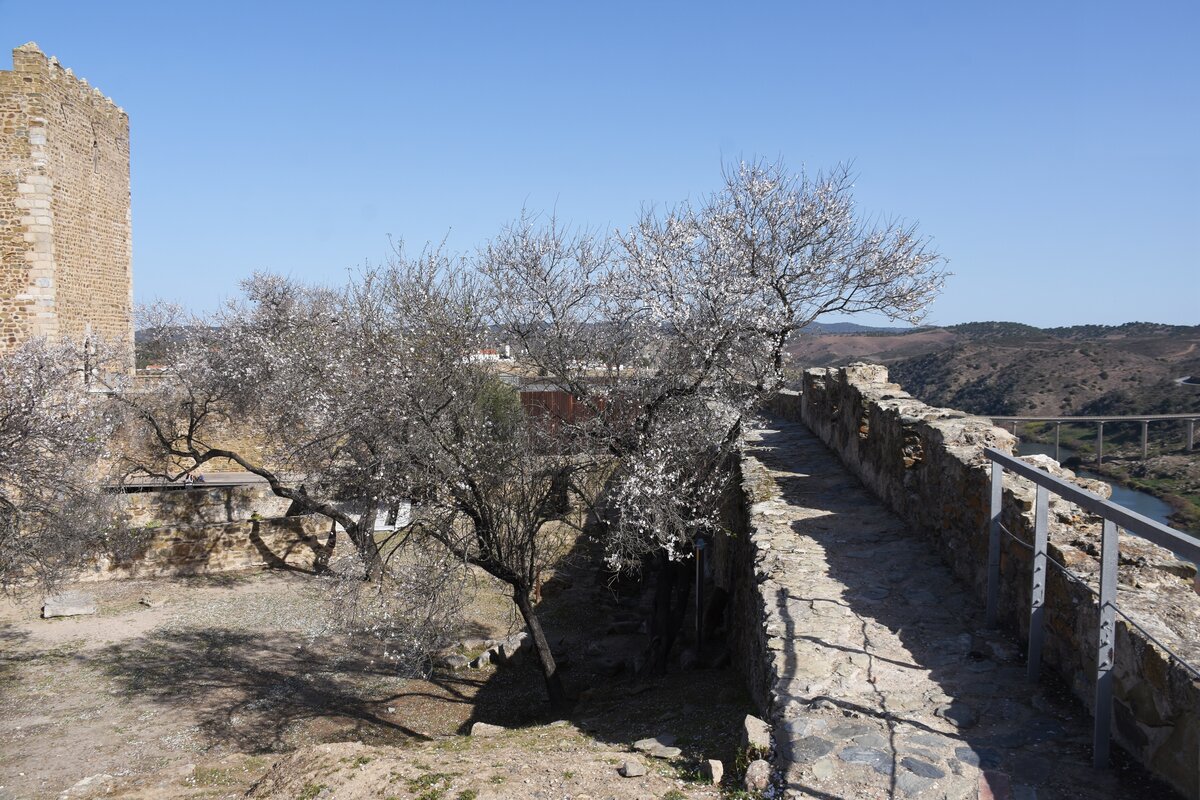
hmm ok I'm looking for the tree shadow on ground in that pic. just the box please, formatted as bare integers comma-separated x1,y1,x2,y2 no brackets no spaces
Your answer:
88,627,487,754
455,519,760,785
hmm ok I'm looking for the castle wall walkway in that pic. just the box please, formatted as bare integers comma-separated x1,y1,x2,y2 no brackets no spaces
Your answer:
734,414,1174,799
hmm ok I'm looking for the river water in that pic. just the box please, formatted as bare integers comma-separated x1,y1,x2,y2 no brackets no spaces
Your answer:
1015,441,1177,525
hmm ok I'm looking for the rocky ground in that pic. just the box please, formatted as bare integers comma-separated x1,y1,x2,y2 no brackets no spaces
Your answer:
0,552,755,799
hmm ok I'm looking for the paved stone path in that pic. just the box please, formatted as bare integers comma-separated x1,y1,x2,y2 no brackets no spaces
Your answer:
744,417,1174,799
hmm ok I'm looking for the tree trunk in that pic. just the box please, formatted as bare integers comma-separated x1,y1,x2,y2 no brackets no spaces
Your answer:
346,521,383,581
313,525,336,574
513,585,568,711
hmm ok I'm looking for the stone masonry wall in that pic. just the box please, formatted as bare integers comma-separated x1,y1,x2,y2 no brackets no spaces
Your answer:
791,365,1200,798
0,43,133,368
123,484,293,528
81,515,336,581
71,485,332,581
712,456,775,713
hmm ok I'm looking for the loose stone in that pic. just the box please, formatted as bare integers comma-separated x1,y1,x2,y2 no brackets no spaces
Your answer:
439,654,469,671
618,759,646,778
744,759,771,791
42,591,96,618
701,759,723,785
648,745,681,759
633,735,677,753
742,714,771,752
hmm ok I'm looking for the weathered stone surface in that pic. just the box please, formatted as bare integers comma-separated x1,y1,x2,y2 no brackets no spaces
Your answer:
80,514,335,582
42,591,96,618
0,44,132,369
701,758,723,785
839,746,893,775
744,759,771,792
468,722,504,737
741,714,771,752
717,402,1171,800
900,756,945,779
632,734,676,753
499,631,530,661
618,759,645,777
788,736,835,763
647,745,681,759
470,649,497,669
954,745,1001,769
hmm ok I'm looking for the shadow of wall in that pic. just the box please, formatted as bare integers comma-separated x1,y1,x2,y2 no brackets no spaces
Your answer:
795,366,1200,799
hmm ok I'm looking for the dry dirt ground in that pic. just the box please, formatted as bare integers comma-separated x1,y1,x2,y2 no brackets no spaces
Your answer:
0,564,754,800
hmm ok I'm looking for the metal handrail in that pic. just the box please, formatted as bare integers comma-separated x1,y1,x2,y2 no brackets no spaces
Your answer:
983,446,1200,771
987,448,1200,563
989,413,1200,423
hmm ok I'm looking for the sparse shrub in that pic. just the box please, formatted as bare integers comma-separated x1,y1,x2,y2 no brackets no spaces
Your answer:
297,784,328,800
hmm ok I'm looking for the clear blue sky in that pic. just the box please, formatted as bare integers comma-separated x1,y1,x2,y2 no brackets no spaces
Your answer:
3,1,1197,327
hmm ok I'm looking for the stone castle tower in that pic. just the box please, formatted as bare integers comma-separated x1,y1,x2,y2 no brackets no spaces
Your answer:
0,43,133,369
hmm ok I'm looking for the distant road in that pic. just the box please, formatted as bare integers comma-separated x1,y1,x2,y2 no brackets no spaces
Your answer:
1175,376,1199,386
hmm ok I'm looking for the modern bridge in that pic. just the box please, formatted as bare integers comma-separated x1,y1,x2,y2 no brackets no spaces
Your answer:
987,413,1198,464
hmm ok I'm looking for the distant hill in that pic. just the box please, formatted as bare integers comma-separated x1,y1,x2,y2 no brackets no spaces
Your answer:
787,321,1200,416
798,321,924,335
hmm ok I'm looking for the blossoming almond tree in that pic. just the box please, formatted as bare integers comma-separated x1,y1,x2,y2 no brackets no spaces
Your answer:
483,159,946,674
118,272,418,580
124,253,593,708
0,338,124,591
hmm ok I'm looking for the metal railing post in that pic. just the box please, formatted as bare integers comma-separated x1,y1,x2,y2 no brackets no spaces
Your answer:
1096,422,1105,466
1141,421,1149,461
1054,423,1061,462
1093,518,1118,769
1188,419,1194,453
1027,484,1049,681
987,463,1003,627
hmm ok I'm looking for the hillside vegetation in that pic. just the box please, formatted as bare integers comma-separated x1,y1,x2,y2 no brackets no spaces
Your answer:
788,321,1200,418
787,321,1200,534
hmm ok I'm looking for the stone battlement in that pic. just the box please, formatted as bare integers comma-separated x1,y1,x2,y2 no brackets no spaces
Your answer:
10,43,127,117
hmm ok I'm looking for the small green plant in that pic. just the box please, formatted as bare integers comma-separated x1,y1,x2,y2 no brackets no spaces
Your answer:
297,784,328,800
456,791,478,800
407,771,455,800
562,770,575,780
662,791,687,800
733,744,768,777
352,755,373,767
489,774,506,785
721,792,760,800
192,766,233,786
